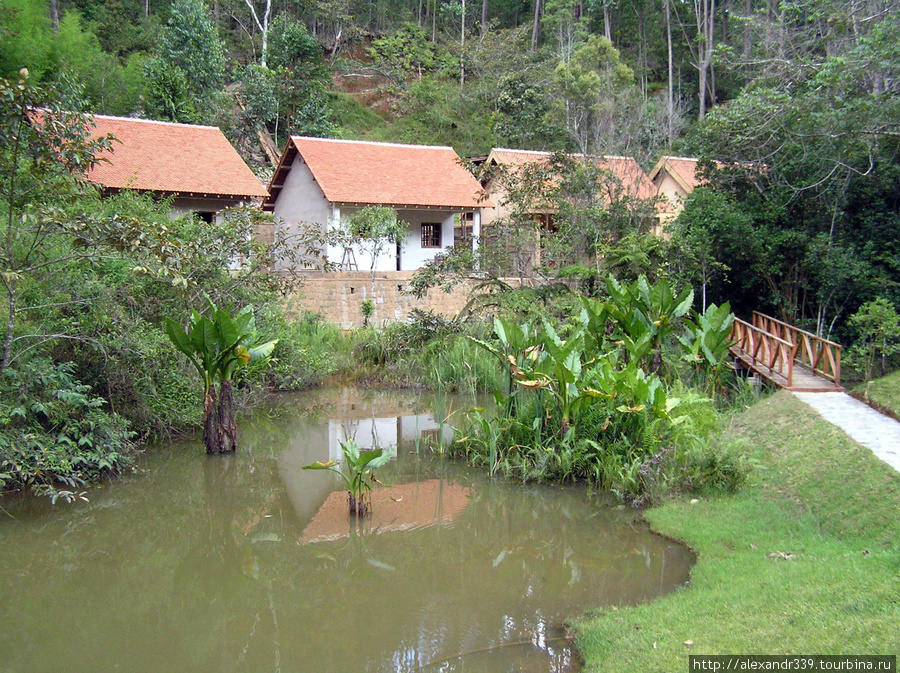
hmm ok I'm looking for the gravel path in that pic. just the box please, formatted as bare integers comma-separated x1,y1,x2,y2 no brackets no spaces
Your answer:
793,392,900,473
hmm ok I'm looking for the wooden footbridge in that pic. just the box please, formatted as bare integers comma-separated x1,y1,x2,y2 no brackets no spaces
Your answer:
729,312,844,392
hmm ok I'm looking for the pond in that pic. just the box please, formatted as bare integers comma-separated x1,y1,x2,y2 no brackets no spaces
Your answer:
0,388,693,673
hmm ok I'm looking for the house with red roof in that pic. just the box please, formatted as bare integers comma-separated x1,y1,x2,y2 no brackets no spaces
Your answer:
480,148,658,224
648,156,708,226
264,137,491,272
86,115,268,222
477,148,659,269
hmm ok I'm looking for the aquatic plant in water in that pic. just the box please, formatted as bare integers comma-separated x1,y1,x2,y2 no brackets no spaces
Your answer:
303,439,391,516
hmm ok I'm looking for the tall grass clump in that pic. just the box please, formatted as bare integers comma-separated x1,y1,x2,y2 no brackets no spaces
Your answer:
452,275,747,504
352,309,505,393
242,310,352,390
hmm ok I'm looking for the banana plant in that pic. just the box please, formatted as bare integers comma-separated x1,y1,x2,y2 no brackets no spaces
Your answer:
303,439,391,516
606,275,694,374
165,299,277,454
678,302,735,397
468,316,539,417
532,319,587,436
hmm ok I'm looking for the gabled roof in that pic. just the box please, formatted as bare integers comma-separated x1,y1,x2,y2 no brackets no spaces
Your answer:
485,148,658,201
85,115,268,200
648,156,706,194
265,137,491,211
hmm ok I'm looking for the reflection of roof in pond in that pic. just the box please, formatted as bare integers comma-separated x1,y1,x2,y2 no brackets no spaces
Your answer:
300,480,472,544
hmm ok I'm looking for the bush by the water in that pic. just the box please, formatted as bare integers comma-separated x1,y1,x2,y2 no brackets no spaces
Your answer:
352,309,505,394
451,276,749,503
0,359,135,497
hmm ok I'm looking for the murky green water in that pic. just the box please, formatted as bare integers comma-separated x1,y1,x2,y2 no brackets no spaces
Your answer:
0,388,692,673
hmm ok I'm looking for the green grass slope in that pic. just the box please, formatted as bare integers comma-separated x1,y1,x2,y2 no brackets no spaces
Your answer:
854,369,900,421
575,391,900,671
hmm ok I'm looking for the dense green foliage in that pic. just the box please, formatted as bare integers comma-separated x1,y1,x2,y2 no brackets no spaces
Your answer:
452,276,745,502
4,0,899,343
0,72,324,496
0,358,134,499
3,0,900,497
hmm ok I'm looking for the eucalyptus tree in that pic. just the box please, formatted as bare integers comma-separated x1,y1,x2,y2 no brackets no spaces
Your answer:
552,35,643,157
241,0,273,67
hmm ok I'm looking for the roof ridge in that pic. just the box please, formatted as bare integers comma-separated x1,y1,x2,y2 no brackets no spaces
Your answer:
491,148,551,155
491,148,640,162
92,113,220,131
662,155,701,162
290,136,455,151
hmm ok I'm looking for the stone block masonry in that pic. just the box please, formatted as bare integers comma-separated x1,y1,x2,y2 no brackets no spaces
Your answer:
284,271,493,328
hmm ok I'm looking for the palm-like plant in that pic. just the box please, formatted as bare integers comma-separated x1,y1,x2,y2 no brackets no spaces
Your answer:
303,439,391,516
165,299,277,454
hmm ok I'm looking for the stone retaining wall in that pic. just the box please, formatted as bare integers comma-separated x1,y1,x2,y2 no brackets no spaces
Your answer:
284,271,509,328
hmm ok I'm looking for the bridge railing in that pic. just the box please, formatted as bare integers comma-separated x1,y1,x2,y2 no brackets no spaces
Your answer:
751,312,842,387
730,317,797,388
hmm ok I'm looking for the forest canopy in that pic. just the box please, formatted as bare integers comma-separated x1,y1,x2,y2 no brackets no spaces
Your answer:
2,0,900,343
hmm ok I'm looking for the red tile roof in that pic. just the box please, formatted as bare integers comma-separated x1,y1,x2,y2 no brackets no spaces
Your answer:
266,137,491,210
486,148,658,201
85,115,268,199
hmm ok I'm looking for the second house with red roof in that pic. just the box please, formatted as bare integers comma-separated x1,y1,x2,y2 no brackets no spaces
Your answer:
264,137,492,272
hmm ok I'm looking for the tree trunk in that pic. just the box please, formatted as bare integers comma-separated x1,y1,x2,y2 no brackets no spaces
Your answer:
481,0,488,35
348,493,368,517
49,0,59,31
693,0,716,121
202,387,224,454
531,0,540,52
460,0,466,86
1,284,15,375
743,0,751,60
218,379,237,453
665,0,675,146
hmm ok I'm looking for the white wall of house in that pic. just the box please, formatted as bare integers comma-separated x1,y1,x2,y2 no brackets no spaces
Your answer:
271,155,332,269
170,196,246,224
396,210,456,271
273,155,332,232
270,157,482,272
319,206,461,273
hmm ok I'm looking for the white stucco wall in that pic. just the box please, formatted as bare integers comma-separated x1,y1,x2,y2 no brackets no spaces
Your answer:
270,156,482,271
396,210,456,271
271,155,332,268
170,196,247,224
322,207,459,273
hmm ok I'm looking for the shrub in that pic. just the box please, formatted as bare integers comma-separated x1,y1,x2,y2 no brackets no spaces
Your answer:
0,359,135,497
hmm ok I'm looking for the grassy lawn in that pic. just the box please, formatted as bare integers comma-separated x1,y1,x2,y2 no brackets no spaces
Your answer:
575,390,900,671
854,369,900,420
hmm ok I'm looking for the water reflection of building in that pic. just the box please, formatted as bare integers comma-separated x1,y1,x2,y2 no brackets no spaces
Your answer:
300,479,472,544
328,413,454,461
275,389,458,533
